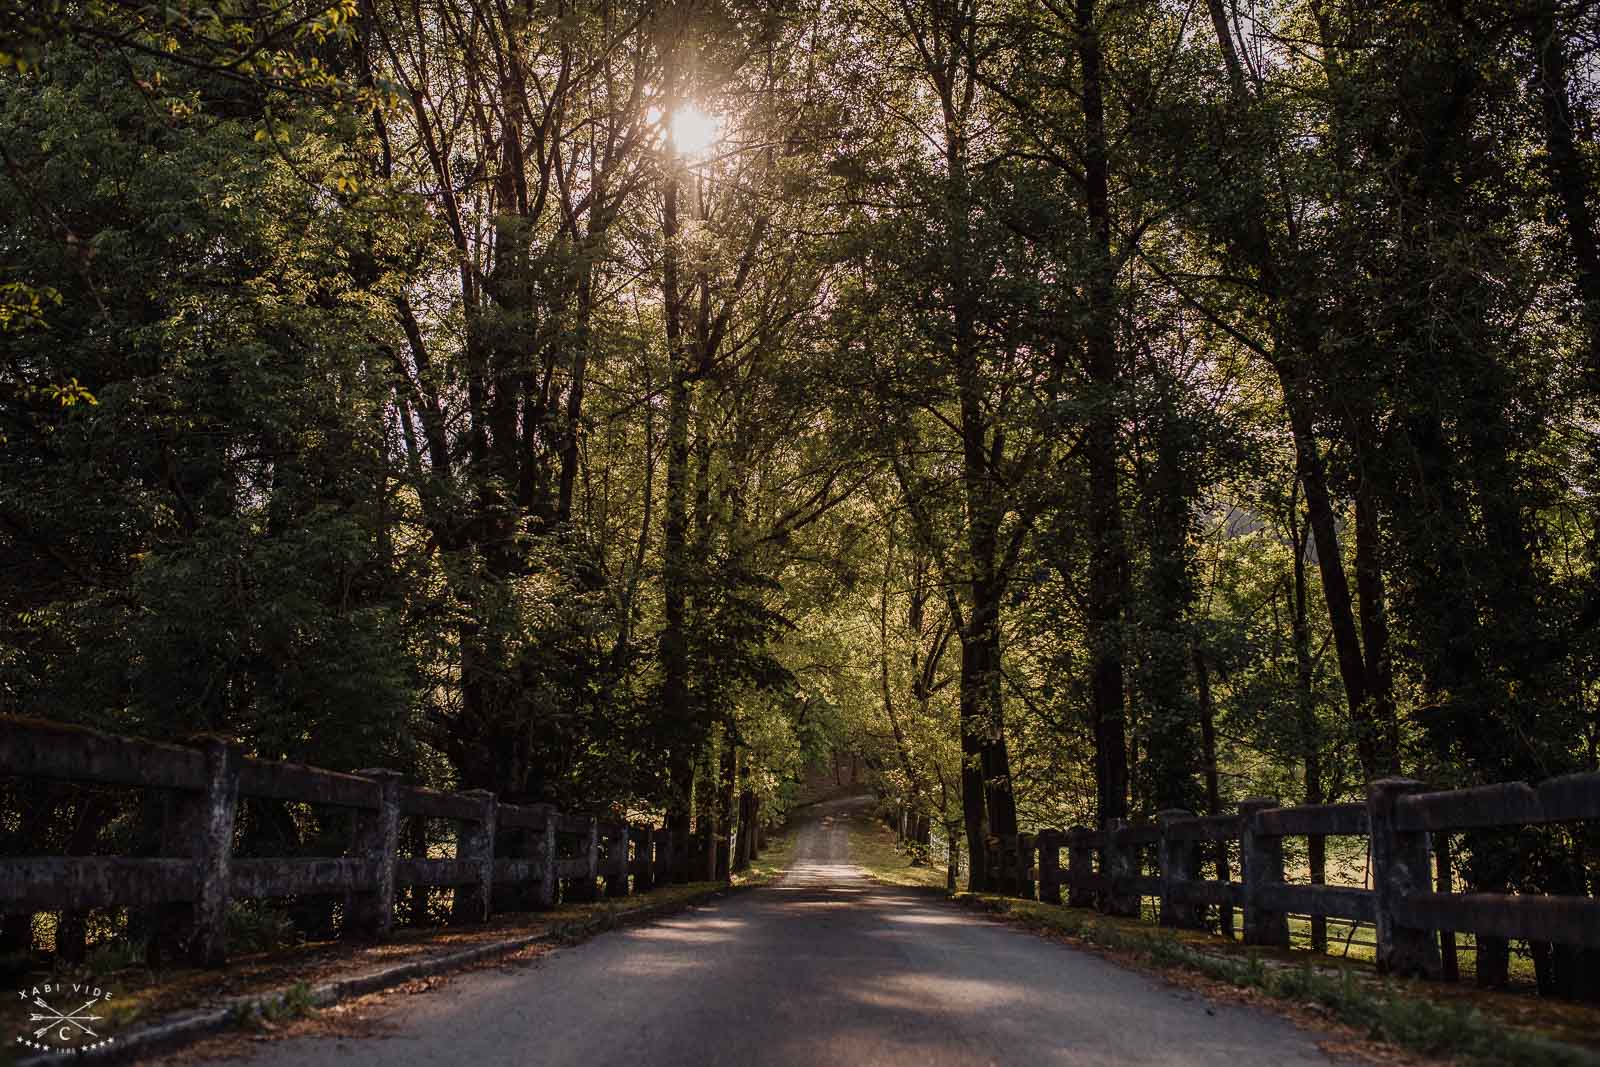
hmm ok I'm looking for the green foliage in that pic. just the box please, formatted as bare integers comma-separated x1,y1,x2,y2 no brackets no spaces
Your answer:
262,981,315,1023
225,902,301,955
0,46,416,769
83,935,147,974
2,0,1598,1019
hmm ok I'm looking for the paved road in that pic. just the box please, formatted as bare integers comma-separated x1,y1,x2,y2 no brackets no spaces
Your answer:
211,796,1347,1066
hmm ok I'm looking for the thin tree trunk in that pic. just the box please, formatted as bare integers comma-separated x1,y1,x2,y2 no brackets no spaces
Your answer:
556,263,595,523
1353,469,1398,774
942,772,961,892
879,528,932,832
717,733,736,882
1290,497,1326,952
1194,645,1233,937
1202,0,1395,779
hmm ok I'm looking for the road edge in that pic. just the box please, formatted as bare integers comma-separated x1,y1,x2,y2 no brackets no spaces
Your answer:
18,883,747,1067
838,810,1599,1067
947,892,1600,1067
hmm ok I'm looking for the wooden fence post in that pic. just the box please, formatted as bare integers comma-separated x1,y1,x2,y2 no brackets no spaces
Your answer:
671,830,688,882
1369,778,1442,977
1157,809,1201,929
534,805,558,908
162,737,240,967
1101,820,1139,917
1067,826,1096,907
1434,833,1458,981
452,790,496,923
657,829,675,885
493,806,547,913
1037,830,1062,905
568,815,599,901
348,769,402,939
636,826,655,893
1216,834,1236,941
607,825,629,898
1240,797,1288,948
1016,833,1036,900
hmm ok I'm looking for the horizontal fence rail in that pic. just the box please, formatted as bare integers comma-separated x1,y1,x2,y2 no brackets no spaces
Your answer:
0,717,742,966
985,775,1600,978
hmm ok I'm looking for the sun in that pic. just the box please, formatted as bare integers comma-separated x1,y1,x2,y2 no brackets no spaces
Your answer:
668,105,723,158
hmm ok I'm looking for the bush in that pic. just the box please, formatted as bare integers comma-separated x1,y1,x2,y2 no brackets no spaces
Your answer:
225,902,301,954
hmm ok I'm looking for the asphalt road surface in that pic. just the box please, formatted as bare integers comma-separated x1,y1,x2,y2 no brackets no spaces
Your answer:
208,795,1348,1066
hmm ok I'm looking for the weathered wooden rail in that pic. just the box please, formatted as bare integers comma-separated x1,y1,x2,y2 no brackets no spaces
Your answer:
0,717,731,966
986,775,1600,977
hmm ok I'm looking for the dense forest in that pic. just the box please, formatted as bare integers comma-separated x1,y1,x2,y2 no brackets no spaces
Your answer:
2,0,1598,992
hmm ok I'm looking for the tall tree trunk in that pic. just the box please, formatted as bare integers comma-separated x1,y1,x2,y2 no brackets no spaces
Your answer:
966,608,1017,839
734,788,755,870
1078,0,1130,837
1138,389,1201,814
1532,11,1600,388
659,59,696,830
958,640,993,892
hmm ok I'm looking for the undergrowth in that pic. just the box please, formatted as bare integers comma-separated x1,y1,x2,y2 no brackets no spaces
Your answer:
262,981,315,1023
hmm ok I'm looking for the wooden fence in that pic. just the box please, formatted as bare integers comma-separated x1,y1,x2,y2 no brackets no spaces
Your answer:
0,717,731,966
984,775,1600,977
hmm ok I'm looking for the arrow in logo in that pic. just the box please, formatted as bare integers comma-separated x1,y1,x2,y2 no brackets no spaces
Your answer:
29,997,102,1040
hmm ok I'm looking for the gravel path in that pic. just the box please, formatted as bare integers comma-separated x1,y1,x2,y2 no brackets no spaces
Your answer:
202,795,1350,1066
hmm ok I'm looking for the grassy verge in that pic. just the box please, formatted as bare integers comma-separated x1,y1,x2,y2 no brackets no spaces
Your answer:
735,823,799,887
842,806,949,890
0,882,728,1067
843,811,1595,1065
961,895,1600,1067
1206,907,1536,986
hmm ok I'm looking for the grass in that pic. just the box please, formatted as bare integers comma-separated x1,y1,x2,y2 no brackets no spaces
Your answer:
1236,909,1537,985
259,981,315,1025
735,823,799,887
842,807,950,890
